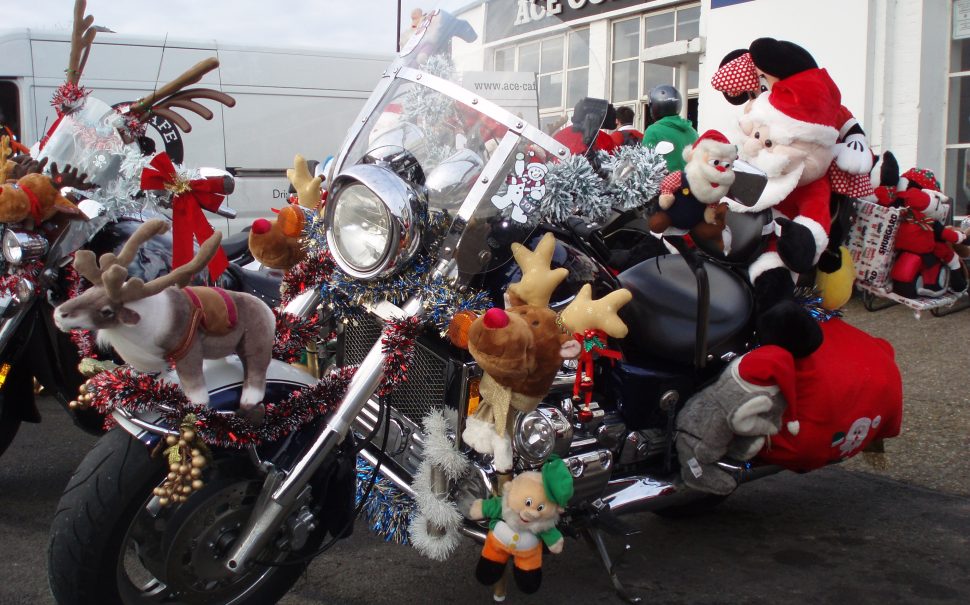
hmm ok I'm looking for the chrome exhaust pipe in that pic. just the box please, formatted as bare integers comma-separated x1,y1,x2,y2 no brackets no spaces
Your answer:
595,462,783,516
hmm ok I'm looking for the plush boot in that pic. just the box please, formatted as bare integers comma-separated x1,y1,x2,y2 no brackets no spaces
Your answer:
513,565,543,594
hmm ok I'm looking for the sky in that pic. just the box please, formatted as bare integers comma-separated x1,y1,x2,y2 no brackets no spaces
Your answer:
1,0,442,54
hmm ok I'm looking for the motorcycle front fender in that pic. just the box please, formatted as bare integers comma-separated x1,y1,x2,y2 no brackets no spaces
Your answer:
113,357,319,448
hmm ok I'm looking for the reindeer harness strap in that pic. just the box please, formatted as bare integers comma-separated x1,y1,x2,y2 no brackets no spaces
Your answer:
167,287,238,362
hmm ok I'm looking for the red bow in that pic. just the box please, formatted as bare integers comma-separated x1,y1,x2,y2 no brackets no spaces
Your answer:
141,153,228,280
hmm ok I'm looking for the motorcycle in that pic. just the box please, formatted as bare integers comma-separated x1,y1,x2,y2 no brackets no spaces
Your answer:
0,93,278,459
46,4,892,604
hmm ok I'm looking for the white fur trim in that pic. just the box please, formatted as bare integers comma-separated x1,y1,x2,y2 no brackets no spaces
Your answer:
729,358,781,395
462,417,496,455
786,420,800,435
746,94,839,147
839,117,859,139
408,512,462,561
792,215,829,263
422,410,469,481
748,251,785,282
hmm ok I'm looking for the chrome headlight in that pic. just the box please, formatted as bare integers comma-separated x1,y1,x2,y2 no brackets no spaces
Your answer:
2,230,49,265
513,406,573,465
326,163,425,280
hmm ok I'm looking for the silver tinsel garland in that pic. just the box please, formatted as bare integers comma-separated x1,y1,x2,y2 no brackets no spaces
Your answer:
539,154,609,223
598,146,668,212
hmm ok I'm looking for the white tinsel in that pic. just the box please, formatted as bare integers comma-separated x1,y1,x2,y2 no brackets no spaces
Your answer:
598,146,668,212
66,147,165,221
421,409,468,481
408,511,463,562
540,154,609,223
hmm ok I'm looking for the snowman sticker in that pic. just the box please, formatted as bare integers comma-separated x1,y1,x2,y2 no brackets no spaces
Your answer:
831,415,882,457
491,151,547,223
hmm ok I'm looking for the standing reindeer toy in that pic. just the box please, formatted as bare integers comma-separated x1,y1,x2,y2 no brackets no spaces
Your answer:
53,220,275,423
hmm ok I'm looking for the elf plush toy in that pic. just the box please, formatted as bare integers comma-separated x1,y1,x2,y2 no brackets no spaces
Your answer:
248,154,321,270
676,318,903,494
872,153,968,296
468,455,574,595
649,129,737,246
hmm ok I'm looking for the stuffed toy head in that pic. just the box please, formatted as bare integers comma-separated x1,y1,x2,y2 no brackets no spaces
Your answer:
683,130,738,205
248,154,322,270
502,457,574,527
0,172,78,225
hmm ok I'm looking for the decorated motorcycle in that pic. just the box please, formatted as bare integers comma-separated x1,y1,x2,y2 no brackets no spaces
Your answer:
47,3,904,603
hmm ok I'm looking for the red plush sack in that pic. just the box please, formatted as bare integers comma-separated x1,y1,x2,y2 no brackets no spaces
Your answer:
751,319,903,471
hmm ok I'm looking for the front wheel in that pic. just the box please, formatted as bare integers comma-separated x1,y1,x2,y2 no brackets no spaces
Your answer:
48,428,329,605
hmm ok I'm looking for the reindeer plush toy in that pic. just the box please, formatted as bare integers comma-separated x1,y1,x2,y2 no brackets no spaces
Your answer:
54,219,276,423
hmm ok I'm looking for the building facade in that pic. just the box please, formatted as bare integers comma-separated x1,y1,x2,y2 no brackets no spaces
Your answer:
469,0,962,214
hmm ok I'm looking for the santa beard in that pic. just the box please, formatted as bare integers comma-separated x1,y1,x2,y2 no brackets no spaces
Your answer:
684,161,735,204
733,149,805,212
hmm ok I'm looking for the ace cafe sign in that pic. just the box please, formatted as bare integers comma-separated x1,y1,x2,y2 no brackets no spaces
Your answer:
485,0,644,42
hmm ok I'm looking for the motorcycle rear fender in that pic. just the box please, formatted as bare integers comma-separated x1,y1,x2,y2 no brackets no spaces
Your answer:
113,357,318,449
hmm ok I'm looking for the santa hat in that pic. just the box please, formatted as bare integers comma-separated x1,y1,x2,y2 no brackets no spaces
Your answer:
692,129,731,149
737,345,801,435
744,68,841,148
900,167,940,192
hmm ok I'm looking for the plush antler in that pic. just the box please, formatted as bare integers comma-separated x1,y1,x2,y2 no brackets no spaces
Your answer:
559,284,633,339
129,58,236,133
72,219,171,288
50,162,95,190
0,136,11,183
507,233,568,307
287,154,323,210
8,155,48,180
105,229,223,303
66,0,98,85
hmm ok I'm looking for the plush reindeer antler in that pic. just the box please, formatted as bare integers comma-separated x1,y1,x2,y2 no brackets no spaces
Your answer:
130,58,236,133
559,285,633,339
50,162,95,190
103,228,223,303
287,154,323,210
507,233,568,307
73,219,171,286
66,0,98,85
0,136,11,183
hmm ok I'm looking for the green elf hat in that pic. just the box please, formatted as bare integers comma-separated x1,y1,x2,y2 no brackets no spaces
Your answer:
541,455,574,507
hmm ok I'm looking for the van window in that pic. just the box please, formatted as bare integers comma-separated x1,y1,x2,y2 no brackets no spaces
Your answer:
0,81,22,148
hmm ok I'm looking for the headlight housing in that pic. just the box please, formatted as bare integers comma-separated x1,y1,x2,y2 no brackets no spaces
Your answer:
2,230,49,265
325,163,425,280
513,406,573,465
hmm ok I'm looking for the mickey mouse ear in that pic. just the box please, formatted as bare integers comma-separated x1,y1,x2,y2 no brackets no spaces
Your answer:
749,38,818,80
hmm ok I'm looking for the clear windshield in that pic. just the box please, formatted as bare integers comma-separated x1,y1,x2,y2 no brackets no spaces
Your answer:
335,0,605,274
36,97,135,187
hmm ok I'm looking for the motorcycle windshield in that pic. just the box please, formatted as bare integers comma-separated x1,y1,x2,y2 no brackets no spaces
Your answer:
334,0,603,275
36,97,133,188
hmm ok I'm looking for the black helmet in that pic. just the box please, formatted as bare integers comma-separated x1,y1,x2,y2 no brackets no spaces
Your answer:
648,85,682,121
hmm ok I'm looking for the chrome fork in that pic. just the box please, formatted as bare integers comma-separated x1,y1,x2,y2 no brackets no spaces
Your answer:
224,294,425,573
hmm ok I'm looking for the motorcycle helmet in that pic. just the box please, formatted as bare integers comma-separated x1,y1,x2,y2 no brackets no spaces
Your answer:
647,85,682,121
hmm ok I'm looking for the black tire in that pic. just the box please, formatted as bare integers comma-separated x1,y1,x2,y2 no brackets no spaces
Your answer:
652,494,729,519
48,428,325,605
0,399,21,458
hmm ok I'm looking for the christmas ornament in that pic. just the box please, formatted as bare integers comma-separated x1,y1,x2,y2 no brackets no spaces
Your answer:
152,414,212,507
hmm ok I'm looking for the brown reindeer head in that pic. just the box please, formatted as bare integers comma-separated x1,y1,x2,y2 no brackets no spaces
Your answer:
54,219,222,331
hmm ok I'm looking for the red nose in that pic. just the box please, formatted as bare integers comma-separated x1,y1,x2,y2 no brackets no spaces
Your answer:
482,308,509,329
715,165,727,172
252,218,272,235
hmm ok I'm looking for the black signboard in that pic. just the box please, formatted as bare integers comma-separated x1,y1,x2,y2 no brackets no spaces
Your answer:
484,0,647,43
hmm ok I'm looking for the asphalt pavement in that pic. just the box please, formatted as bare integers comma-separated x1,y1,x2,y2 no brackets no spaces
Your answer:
0,294,968,604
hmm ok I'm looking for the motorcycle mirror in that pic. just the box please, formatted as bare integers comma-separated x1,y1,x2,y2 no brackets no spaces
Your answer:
725,159,768,208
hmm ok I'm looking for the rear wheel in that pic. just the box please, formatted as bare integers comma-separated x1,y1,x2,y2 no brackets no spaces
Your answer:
48,428,329,605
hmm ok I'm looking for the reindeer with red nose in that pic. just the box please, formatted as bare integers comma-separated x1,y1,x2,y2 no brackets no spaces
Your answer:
53,219,276,423
461,233,632,471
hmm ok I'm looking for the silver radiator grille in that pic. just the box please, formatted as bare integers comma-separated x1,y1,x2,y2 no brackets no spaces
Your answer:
342,314,448,424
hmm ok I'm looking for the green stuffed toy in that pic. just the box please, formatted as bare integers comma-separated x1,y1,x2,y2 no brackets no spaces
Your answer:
467,455,574,595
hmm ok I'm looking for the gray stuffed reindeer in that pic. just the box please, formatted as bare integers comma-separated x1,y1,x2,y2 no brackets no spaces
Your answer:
54,219,275,423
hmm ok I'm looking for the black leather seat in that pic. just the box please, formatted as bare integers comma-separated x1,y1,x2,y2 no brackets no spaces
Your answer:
221,230,252,264
618,255,753,365
218,264,282,308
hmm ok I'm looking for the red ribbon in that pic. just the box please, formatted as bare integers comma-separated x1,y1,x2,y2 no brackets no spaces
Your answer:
141,153,228,280
18,183,45,225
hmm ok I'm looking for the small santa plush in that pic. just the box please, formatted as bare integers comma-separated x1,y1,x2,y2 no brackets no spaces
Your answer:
649,129,737,245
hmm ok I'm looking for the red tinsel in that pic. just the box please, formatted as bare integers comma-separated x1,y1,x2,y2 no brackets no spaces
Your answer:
112,104,148,139
273,311,321,363
51,82,90,115
0,261,43,297
379,317,422,396
63,262,100,359
280,250,335,307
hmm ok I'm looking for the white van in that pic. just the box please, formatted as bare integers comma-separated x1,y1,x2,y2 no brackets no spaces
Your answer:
0,29,392,232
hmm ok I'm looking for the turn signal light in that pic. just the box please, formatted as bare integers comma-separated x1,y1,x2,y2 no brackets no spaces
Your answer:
447,309,478,349
277,205,306,238
466,377,481,416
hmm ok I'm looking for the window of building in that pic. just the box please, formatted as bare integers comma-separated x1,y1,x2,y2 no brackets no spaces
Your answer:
609,4,701,130
493,28,590,133
945,34,970,216
0,81,21,145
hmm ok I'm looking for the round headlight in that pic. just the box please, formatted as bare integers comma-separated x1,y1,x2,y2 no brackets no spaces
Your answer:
513,410,557,464
3,230,49,265
326,163,425,280
331,184,392,272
